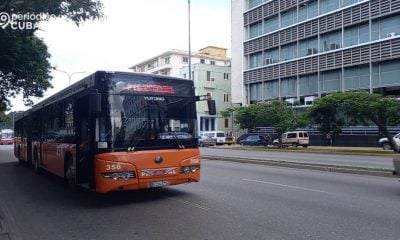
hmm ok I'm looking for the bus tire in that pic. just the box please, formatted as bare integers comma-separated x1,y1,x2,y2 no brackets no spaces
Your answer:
64,155,76,189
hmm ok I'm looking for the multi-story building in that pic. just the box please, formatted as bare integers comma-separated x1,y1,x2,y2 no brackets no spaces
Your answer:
129,46,230,76
180,63,235,135
232,0,400,106
129,47,236,136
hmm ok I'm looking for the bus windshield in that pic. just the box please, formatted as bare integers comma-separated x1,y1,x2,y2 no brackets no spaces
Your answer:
99,76,198,151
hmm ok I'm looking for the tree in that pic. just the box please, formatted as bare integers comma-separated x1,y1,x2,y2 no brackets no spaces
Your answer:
236,101,305,147
308,92,400,152
0,0,103,109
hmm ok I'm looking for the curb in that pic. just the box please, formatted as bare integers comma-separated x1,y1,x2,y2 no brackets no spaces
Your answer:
203,155,396,178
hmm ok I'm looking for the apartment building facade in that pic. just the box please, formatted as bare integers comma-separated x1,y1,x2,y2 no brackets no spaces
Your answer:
232,0,400,106
129,47,235,135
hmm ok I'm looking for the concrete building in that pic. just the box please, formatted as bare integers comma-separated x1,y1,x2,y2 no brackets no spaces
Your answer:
130,47,237,136
129,46,230,76
232,0,400,106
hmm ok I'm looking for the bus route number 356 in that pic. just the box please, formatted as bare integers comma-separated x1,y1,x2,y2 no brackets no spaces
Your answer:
105,164,122,171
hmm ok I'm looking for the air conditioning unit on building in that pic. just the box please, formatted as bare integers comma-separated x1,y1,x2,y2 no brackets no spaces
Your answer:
330,43,339,50
307,48,318,55
265,58,273,65
387,32,397,38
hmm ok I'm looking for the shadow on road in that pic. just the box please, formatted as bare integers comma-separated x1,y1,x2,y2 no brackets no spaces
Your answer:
0,160,191,210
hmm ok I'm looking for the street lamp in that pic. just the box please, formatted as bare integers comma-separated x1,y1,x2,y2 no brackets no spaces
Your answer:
188,0,192,80
53,68,85,86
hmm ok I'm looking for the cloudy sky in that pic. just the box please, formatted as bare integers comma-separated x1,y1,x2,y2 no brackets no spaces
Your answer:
11,0,231,111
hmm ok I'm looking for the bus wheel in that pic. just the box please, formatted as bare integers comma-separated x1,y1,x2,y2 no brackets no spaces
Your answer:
64,157,76,188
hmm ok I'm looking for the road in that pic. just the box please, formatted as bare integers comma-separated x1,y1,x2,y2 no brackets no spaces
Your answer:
201,147,394,169
1,145,400,240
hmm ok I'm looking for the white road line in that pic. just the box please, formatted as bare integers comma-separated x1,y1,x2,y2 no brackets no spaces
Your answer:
242,178,327,193
169,198,211,211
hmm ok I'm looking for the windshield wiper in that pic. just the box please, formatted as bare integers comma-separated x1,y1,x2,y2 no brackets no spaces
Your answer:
127,120,151,152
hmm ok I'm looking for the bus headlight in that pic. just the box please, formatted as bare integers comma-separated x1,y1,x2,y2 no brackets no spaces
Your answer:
102,171,136,180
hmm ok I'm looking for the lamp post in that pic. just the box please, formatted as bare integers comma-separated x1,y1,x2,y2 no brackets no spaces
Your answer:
188,0,192,80
53,68,85,86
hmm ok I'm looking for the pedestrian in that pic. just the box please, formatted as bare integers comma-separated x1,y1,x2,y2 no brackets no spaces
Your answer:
326,133,333,146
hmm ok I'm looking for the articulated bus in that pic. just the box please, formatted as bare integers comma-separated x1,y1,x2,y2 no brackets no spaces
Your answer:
14,71,215,193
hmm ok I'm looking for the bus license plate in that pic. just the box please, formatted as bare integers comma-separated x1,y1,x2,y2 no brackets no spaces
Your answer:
150,181,169,188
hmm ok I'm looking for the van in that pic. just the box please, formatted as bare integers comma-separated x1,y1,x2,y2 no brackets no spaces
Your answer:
273,131,309,147
202,131,226,145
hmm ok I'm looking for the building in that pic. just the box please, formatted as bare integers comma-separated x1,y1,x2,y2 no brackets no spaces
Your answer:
129,46,230,76
232,0,400,106
180,63,235,135
130,47,237,136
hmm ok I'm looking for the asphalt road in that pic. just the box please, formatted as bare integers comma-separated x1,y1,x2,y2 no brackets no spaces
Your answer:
1,145,400,240
201,147,394,169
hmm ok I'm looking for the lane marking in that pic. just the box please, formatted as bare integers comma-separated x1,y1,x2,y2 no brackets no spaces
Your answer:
169,198,210,211
242,178,327,193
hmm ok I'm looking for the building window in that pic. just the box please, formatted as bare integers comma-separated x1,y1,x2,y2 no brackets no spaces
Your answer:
164,57,170,64
322,69,342,93
281,8,297,28
210,60,216,65
280,43,297,61
249,21,263,39
319,0,340,15
182,57,189,63
372,14,400,41
298,0,318,22
264,48,279,64
320,30,342,52
200,59,205,64
224,94,229,102
207,71,211,81
224,118,229,128
249,52,263,69
299,37,318,57
281,77,297,97
264,80,279,100
224,73,229,79
343,0,359,7
299,74,318,95
264,15,279,34
344,23,369,47
344,65,370,90
250,83,263,103
248,0,263,9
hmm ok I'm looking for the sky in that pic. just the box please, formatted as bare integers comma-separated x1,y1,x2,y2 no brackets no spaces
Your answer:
11,0,231,112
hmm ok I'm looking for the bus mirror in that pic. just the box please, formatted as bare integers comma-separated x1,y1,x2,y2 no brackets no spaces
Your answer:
207,100,216,115
89,93,102,114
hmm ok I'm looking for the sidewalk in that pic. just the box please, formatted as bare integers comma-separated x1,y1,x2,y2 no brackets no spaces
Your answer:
211,144,394,156
204,145,397,178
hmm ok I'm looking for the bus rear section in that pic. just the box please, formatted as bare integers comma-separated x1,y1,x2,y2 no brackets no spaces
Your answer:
95,149,200,193
0,129,14,145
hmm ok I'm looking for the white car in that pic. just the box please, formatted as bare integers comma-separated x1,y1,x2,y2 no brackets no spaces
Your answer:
378,133,400,150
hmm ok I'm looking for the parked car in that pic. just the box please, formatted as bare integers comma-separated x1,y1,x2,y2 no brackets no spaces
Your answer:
239,135,270,146
273,131,309,147
198,135,216,147
378,133,400,150
202,131,226,145
236,133,271,144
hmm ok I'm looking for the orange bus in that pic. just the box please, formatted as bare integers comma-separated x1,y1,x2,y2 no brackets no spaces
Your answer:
14,71,215,193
